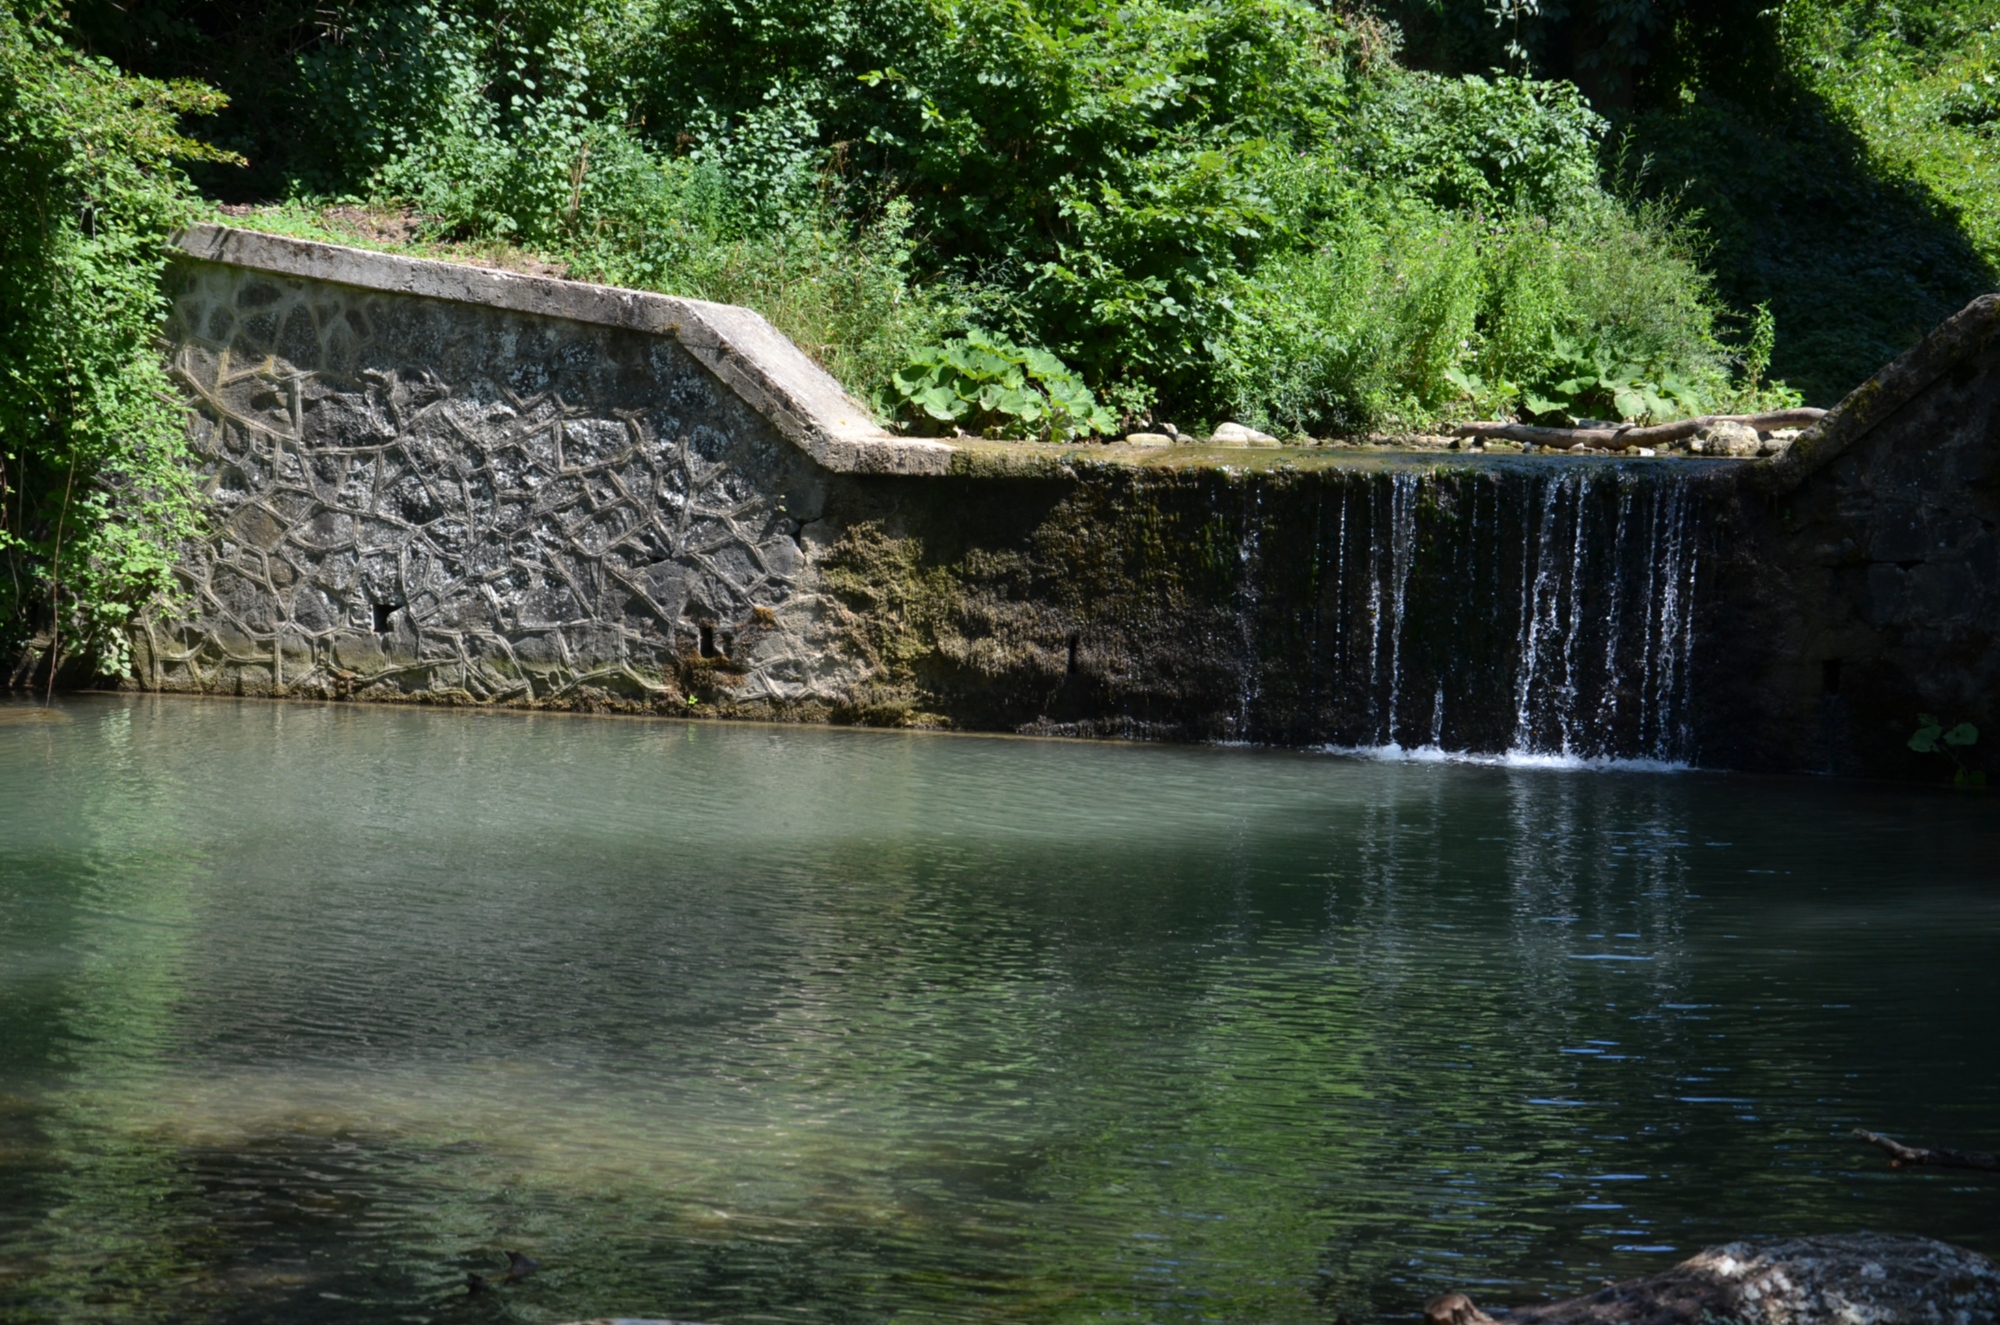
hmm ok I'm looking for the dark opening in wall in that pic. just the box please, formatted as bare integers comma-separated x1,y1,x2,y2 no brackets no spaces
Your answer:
372,602,398,634
699,624,721,659
1067,632,1080,676
1822,658,1843,696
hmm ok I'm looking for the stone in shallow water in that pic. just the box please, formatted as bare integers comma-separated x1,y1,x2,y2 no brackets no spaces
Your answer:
1208,421,1279,446
1428,1234,2000,1325
0,707,70,724
1693,420,1762,457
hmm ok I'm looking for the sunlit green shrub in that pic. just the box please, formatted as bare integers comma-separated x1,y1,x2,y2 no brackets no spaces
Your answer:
147,0,1787,436
1216,190,1794,437
890,333,1117,440
563,190,956,419
0,8,231,672
1352,72,1607,215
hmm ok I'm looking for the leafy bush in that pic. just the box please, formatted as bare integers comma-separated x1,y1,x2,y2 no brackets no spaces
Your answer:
1488,333,1708,424
38,0,1786,460
1214,192,1778,436
564,190,956,421
692,0,1346,406
299,0,633,241
890,334,1117,441
1352,72,1607,215
0,8,231,673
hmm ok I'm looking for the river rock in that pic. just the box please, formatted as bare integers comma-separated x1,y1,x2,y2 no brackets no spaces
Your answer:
1123,432,1174,446
1208,421,1279,446
1426,1233,2000,1325
1759,427,1801,457
1692,420,1762,457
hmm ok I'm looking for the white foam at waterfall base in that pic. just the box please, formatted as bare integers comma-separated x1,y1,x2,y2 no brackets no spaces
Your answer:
1316,741,1693,773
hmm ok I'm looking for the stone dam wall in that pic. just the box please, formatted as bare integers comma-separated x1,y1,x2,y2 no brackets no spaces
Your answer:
126,226,2000,780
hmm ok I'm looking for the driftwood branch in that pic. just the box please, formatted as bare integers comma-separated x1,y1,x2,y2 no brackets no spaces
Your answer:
1852,1127,2000,1173
1453,409,1828,452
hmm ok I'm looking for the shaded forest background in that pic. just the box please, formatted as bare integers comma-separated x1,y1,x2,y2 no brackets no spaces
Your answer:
3,0,1997,668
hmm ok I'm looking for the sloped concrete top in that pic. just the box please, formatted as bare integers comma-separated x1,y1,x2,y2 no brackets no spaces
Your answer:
1763,292,2000,493
170,222,953,476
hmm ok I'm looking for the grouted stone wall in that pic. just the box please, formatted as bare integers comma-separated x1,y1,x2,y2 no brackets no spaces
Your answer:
139,227,951,709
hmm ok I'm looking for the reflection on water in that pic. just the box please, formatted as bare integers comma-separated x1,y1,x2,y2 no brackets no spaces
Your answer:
1,695,1995,1324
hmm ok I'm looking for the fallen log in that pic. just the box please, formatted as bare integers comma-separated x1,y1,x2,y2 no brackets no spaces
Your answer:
1453,409,1828,452
1852,1126,2000,1173
1423,1234,2000,1325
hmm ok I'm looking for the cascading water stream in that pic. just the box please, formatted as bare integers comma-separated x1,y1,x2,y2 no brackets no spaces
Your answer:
1228,459,1710,767
1379,473,1419,747
1232,484,1265,742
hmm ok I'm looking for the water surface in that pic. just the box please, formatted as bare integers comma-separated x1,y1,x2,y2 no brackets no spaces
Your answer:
1,696,1995,1324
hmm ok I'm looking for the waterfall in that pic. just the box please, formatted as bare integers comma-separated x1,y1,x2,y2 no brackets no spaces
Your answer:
1239,460,1709,766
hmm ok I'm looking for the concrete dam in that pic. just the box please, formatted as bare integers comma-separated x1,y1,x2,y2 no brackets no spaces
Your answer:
134,224,2000,780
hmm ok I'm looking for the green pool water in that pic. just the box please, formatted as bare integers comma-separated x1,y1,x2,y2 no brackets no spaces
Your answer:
1,695,1994,1324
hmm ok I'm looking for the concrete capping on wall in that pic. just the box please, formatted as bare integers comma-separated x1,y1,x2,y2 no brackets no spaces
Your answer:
1763,292,2000,494
170,222,954,476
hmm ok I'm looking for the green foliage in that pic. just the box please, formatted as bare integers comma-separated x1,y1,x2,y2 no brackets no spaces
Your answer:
1215,192,1776,437
1910,713,1983,786
565,190,955,421
0,6,232,672
1742,302,1777,394
303,1,648,241
251,0,1738,429
1785,0,2000,268
890,334,1117,441
1367,0,2000,407
641,0,1349,405
1353,72,1607,215
1508,333,1708,424
14,0,1795,612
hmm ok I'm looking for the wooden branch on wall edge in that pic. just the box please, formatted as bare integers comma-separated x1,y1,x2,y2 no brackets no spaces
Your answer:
1453,408,1828,451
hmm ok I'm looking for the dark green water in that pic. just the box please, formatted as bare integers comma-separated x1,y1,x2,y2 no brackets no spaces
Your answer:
1,696,1995,1325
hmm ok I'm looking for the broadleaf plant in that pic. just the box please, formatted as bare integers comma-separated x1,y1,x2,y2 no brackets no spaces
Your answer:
1519,332,1708,424
1909,713,1984,787
892,334,1117,442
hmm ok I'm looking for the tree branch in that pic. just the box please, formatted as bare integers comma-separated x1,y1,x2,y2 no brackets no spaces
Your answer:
1851,1127,2000,1173
1453,409,1828,452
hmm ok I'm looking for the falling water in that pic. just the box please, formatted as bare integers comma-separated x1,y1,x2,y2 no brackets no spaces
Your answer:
1378,473,1420,747
1232,484,1265,742
1235,460,1710,766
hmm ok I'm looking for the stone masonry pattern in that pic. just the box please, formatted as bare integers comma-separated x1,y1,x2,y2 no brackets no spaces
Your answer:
141,259,864,709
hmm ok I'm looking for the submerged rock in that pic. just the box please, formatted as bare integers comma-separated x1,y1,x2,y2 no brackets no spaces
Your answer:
1760,427,1802,457
0,706,70,724
1427,1234,2000,1325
